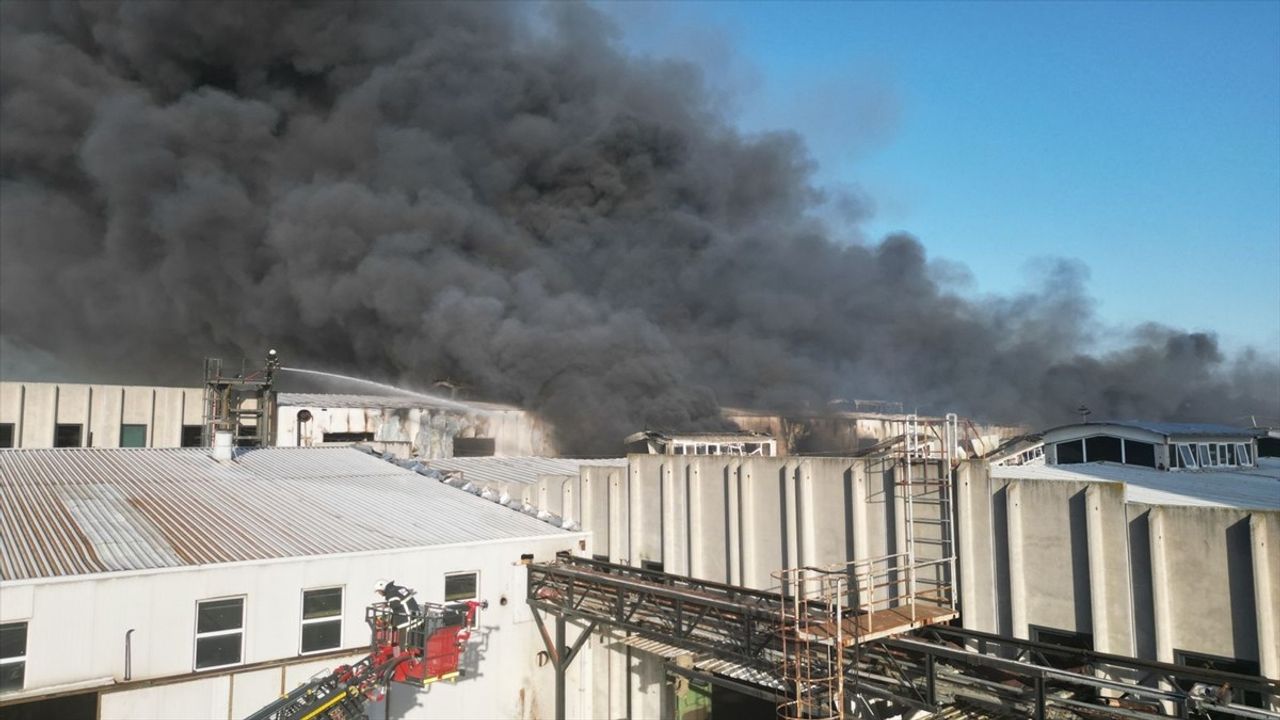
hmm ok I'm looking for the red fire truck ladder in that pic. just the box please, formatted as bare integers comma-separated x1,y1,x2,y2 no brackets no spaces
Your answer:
244,599,486,720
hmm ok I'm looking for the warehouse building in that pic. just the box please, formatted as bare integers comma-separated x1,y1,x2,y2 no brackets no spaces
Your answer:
0,382,550,458
0,446,586,720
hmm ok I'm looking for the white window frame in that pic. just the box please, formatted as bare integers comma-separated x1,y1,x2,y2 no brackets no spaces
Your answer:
442,568,478,625
1177,444,1198,469
299,586,344,655
444,571,480,603
0,620,27,694
194,596,245,672
1236,443,1253,467
1197,443,1211,468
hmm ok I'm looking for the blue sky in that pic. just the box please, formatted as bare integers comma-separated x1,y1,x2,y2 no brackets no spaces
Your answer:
601,1,1280,359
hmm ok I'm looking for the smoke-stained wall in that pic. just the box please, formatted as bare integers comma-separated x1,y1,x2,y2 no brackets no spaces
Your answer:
1,2,1276,454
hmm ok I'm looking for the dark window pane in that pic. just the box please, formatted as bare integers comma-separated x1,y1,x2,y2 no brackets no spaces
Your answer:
0,661,23,692
0,623,26,659
1030,625,1093,670
1124,440,1156,468
0,424,13,448
1198,444,1211,467
303,588,342,619
1225,444,1235,465
452,437,496,457
1178,444,1197,468
1085,435,1122,463
120,424,147,448
1056,440,1084,464
321,432,374,443
444,573,477,601
195,633,241,669
301,620,341,653
54,424,82,448
181,425,204,448
197,599,243,633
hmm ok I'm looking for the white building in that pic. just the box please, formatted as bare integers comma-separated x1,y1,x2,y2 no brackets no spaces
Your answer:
275,392,554,458
440,445,1280,714
0,446,586,720
0,382,553,458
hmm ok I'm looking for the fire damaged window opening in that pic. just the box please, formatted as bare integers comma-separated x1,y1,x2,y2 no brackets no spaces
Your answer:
181,425,204,448
322,432,375,443
54,423,82,448
452,437,496,457
0,423,13,448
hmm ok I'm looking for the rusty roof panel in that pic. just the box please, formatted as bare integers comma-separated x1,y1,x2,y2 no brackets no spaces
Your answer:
0,447,573,581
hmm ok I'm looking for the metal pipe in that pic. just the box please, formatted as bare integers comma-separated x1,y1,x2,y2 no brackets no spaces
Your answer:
124,628,135,681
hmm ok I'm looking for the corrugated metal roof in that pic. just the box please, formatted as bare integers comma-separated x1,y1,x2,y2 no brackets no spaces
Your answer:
991,462,1280,510
1041,421,1262,439
0,447,572,581
276,392,515,413
423,457,627,487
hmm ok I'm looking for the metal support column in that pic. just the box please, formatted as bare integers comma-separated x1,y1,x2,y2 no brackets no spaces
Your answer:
530,604,597,720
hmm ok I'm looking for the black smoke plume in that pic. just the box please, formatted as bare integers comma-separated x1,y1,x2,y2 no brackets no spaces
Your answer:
2,2,1276,453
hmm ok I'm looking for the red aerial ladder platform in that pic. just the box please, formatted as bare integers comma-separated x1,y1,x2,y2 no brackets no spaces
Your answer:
245,599,486,720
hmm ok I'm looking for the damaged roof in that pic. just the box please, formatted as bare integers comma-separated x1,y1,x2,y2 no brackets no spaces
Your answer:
423,456,627,487
0,447,573,582
276,392,517,413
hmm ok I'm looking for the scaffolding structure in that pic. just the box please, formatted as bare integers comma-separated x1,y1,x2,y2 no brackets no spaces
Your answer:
770,414,961,718
200,350,280,448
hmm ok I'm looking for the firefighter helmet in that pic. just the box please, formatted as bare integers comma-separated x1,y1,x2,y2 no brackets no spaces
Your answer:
374,579,388,595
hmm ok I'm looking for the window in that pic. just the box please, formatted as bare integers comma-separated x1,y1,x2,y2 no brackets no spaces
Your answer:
0,424,13,449
1085,435,1123,463
1030,625,1093,670
119,424,147,448
195,597,244,670
1123,439,1156,468
54,424,82,448
181,425,204,448
1177,444,1198,469
322,432,375,443
1236,443,1253,466
1055,439,1084,464
452,437,496,457
300,587,342,654
0,621,26,693
444,572,478,602
1197,444,1211,468
1175,650,1263,707
641,559,665,573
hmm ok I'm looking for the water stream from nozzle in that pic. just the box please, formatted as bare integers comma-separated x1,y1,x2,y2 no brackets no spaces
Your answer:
278,367,483,413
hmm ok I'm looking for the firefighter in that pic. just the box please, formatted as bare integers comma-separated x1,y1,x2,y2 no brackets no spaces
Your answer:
374,579,420,628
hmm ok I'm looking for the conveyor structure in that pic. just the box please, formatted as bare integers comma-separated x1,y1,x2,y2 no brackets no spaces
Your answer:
527,554,1280,720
